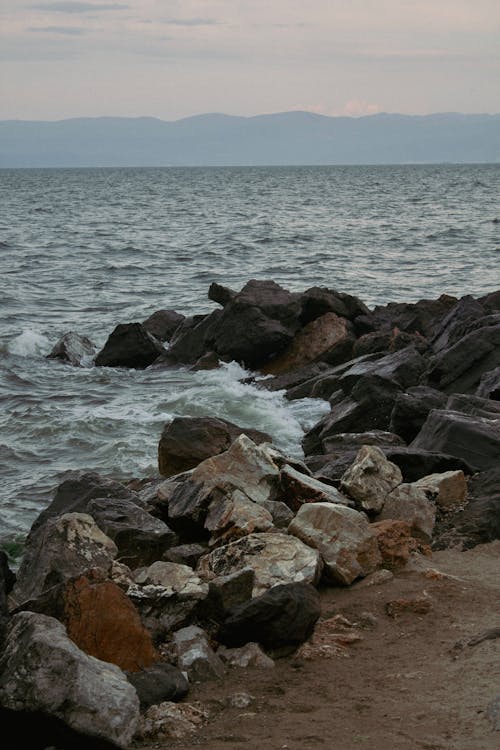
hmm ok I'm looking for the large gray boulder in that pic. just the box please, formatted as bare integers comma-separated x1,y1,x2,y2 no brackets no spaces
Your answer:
339,445,403,513
47,331,96,366
0,611,139,748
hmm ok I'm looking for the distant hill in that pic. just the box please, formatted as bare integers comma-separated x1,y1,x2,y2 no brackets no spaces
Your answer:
0,111,499,167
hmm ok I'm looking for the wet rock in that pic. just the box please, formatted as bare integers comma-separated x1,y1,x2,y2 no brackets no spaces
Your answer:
217,642,275,669
217,582,321,651
413,470,467,510
157,418,258,474
167,312,222,364
47,331,96,366
262,312,355,374
128,562,208,642
10,513,117,609
254,361,332,395
476,366,500,400
371,520,418,570
95,322,165,368
339,445,403,513
63,571,159,672
339,346,428,395
379,484,436,541
389,386,448,443
411,408,500,472
197,532,322,597
284,353,382,401
279,464,352,512
142,309,184,342
173,625,225,682
126,663,189,708
288,502,382,585
0,611,139,748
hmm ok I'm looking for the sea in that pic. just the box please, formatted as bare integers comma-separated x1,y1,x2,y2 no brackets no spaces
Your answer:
1,164,499,564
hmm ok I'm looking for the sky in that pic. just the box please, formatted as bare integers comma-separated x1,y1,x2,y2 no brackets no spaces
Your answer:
1,0,499,121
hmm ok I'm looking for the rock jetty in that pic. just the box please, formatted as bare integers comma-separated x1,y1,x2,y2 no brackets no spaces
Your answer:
1,279,497,747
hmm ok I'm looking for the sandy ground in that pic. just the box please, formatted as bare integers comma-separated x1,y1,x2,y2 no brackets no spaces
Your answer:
134,541,500,750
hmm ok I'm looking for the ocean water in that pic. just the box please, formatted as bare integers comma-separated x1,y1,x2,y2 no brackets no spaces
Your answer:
1,164,499,560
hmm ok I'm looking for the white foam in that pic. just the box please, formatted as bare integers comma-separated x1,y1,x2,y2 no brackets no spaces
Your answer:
7,329,51,357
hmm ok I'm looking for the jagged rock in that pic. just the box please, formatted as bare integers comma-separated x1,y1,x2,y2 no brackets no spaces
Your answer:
136,701,209,741
355,294,457,338
197,567,255,622
217,582,321,651
413,470,467,510
205,488,274,546
196,532,322,597
446,392,500,419
284,353,382,401
427,322,500,394
86,496,176,568
379,484,436,541
279,464,351,512
163,544,208,568
63,571,159,671
95,322,165,368
254,361,332,394
411,408,500,471
167,435,280,537
128,562,208,642
261,499,295,528
0,611,139,748
172,625,225,682
389,386,448,443
371,520,418,569
352,328,427,358
167,312,222,364
158,415,271,478
217,642,275,668
208,281,236,306
288,502,382,585
323,431,405,453
339,346,428,395
476,366,500,400
339,445,403,513
142,309,184,342
47,331,96,366
10,513,117,609
126,663,189,708
262,312,355,374
300,286,369,323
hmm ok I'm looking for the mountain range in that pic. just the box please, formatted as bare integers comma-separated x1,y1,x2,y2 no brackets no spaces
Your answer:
1,111,499,167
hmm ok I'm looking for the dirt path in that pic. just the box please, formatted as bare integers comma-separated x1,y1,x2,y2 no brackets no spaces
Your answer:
135,541,500,750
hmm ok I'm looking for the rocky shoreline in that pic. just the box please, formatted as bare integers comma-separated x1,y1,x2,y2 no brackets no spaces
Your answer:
1,279,499,747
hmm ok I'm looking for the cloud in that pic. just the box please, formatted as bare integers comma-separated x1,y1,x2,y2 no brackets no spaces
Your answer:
29,2,128,12
161,18,219,27
28,24,86,34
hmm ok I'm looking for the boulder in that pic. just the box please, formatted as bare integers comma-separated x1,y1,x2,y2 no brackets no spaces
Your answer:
128,562,208,642
217,582,321,651
371,520,418,569
389,386,448,443
413,470,467,510
379,484,436,541
323,430,405,453
476,366,500,400
63,571,159,672
95,322,165,368
430,295,486,353
254,361,332,395
261,499,295,529
339,445,403,513
142,309,184,342
299,286,369,323
288,502,382,585
354,294,457,338
352,329,427,358
446,392,500,419
284,353,383,401
10,513,117,609
0,611,139,748
158,416,271,477
196,532,322,597
279,464,352,512
208,281,236,306
338,346,428,395
262,313,355,374
411,408,500,471
163,543,208,568
172,625,225,682
47,331,96,366
198,567,255,622
204,487,274,546
126,663,189,708
167,311,222,364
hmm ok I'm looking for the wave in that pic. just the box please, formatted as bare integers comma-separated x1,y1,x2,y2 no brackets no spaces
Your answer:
7,329,52,357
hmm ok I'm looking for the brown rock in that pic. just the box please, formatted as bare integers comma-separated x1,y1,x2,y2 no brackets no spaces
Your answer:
371,519,418,570
385,594,433,619
63,571,159,672
262,313,354,374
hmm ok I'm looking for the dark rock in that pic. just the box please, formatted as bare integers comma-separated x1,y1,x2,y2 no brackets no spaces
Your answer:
353,329,428,358
389,386,448,443
278,464,352,512
142,309,185,342
299,286,369,324
354,294,458,338
163,543,208,568
261,499,294,529
198,568,255,622
322,430,405,452
47,331,96,366
411,408,500,472
446,392,500,419
86,497,177,568
430,295,486,352
158,416,271,477
251,361,332,394
126,663,189,708
95,322,165,369
168,311,222,364
427,322,500,394
476,367,500,400
217,582,321,651
208,282,237,307
1,552,15,644
285,353,383,401
480,288,500,312
339,347,428,395
192,350,222,370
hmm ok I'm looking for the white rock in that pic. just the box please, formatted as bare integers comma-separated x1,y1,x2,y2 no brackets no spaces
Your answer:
414,470,467,509
340,445,403,512
379,484,436,541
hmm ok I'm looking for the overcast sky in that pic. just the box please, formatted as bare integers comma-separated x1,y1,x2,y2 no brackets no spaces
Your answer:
1,0,499,120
